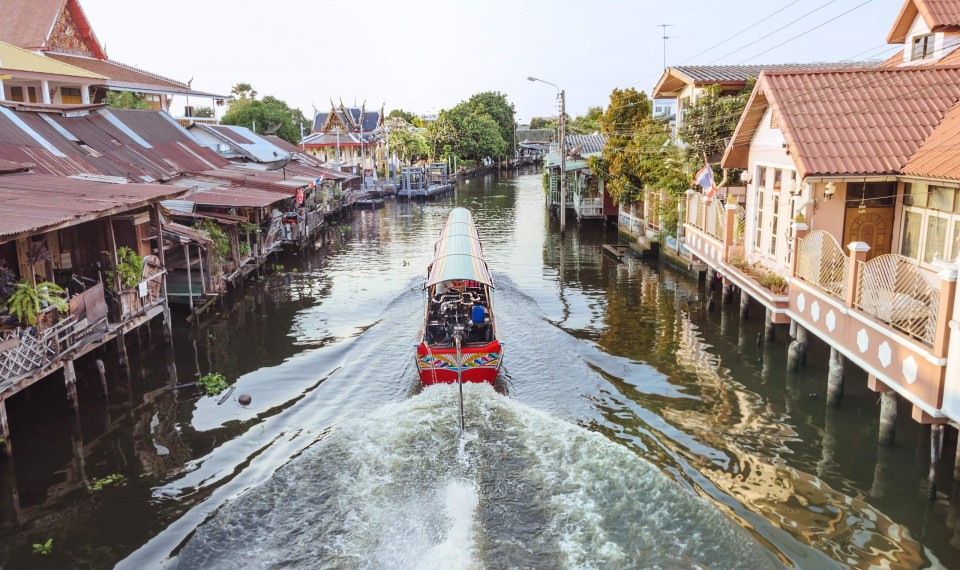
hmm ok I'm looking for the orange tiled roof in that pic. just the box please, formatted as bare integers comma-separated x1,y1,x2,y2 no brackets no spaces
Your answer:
723,66,960,178
888,0,960,43
903,101,960,179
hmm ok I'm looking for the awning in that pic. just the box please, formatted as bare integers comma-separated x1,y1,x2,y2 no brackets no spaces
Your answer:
425,208,493,287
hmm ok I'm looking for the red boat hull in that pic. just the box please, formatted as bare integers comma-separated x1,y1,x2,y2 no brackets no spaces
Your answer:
416,340,503,385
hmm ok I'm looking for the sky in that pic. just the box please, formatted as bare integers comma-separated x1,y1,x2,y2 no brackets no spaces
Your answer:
81,0,905,123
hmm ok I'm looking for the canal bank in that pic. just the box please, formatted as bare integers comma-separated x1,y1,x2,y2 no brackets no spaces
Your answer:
0,170,958,568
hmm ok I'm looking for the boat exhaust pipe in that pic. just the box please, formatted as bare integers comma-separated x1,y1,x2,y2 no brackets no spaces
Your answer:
454,333,465,432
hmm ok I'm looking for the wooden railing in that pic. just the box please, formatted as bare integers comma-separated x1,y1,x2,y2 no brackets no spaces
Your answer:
855,254,940,346
173,117,219,128
733,205,747,247
796,230,849,300
117,256,166,322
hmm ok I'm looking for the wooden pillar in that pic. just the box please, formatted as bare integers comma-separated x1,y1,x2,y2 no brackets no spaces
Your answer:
64,359,79,414
0,398,11,458
844,242,870,308
787,323,808,372
723,203,736,263
764,308,775,341
105,217,122,293
954,428,960,482
826,347,844,407
152,204,173,342
198,245,207,295
929,424,943,500
721,278,734,305
96,359,108,397
115,332,130,379
183,244,194,313
739,290,750,319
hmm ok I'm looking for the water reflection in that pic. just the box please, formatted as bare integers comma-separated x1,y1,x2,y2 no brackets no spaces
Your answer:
0,170,956,569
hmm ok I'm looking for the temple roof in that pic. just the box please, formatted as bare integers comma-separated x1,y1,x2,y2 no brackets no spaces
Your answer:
0,40,106,80
0,0,105,58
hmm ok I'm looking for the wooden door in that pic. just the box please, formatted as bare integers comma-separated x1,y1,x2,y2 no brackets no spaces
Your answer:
843,207,894,261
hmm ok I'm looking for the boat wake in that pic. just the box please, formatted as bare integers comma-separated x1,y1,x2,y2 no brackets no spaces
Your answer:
176,384,778,569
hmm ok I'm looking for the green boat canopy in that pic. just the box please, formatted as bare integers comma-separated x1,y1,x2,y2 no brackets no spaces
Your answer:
426,208,494,288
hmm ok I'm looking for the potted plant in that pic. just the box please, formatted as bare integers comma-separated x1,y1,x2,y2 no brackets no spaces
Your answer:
106,247,143,317
6,281,68,328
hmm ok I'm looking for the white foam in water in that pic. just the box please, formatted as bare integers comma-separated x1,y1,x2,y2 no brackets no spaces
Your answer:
176,384,778,569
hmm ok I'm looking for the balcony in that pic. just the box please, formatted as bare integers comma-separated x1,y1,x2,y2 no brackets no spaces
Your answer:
683,187,958,420
172,116,219,128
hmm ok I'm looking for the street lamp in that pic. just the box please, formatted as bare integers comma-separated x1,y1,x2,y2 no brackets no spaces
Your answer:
528,76,566,234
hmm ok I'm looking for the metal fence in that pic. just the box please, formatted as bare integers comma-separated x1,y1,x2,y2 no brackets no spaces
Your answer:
795,230,849,300
855,254,940,345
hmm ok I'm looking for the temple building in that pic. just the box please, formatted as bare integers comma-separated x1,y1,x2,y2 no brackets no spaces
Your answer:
301,101,384,177
0,0,226,121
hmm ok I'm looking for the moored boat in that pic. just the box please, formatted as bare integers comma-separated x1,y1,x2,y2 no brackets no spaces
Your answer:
417,208,502,385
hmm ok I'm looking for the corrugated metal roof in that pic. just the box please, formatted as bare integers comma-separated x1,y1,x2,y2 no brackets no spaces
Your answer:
0,158,28,172
723,66,960,178
46,53,228,97
903,101,960,179
565,134,606,156
192,124,289,163
301,132,376,146
0,172,189,241
0,40,106,79
185,185,287,208
673,63,873,83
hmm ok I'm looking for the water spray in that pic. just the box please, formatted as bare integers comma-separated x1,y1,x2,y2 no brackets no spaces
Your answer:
454,330,465,432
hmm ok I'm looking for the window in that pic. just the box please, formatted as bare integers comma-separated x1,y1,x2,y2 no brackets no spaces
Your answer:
27,86,37,103
143,93,162,111
847,181,896,207
900,183,960,265
755,166,767,252
9,86,23,102
912,34,935,60
60,87,82,104
655,106,663,114
773,169,782,190
769,195,780,256
900,210,923,260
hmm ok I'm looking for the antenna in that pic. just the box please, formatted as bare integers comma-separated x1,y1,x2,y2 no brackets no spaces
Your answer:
657,24,672,71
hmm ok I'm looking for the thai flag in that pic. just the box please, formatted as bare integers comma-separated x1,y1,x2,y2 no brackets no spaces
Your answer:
693,161,717,198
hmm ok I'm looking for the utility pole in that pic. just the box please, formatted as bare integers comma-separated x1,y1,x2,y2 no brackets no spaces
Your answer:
657,24,672,70
559,89,566,234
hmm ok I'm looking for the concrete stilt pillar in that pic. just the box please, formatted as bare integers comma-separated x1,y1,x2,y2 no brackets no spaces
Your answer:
929,424,944,500
787,324,809,372
764,308,775,341
0,398,11,458
722,279,734,304
955,430,960,482
64,360,79,414
739,292,750,320
826,347,844,407
879,391,898,446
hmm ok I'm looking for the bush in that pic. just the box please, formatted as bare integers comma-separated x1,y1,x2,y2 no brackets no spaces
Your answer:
6,281,68,326
197,373,229,396
106,246,143,290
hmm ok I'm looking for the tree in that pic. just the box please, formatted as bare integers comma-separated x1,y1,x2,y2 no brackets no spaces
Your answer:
677,81,753,176
221,92,310,145
464,91,515,151
569,106,602,134
529,117,555,130
387,109,418,124
104,91,150,110
456,113,507,160
230,83,257,100
193,106,215,118
385,117,429,163
592,88,655,204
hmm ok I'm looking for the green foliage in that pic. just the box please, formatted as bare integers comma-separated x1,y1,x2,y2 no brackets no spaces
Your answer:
230,83,257,100
198,373,229,396
89,473,126,491
193,106,215,118
677,81,753,175
387,109,418,124
272,264,285,272
569,106,603,134
386,117,429,164
32,538,53,556
239,242,251,256
529,117,555,130
104,91,150,110
106,246,143,291
195,219,230,268
7,281,68,326
427,92,514,161
221,86,310,145
239,221,259,236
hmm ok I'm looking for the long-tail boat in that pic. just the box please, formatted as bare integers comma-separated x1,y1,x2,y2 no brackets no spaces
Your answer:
417,208,503,386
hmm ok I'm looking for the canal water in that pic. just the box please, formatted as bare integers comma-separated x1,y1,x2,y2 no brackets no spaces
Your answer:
1,169,958,569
